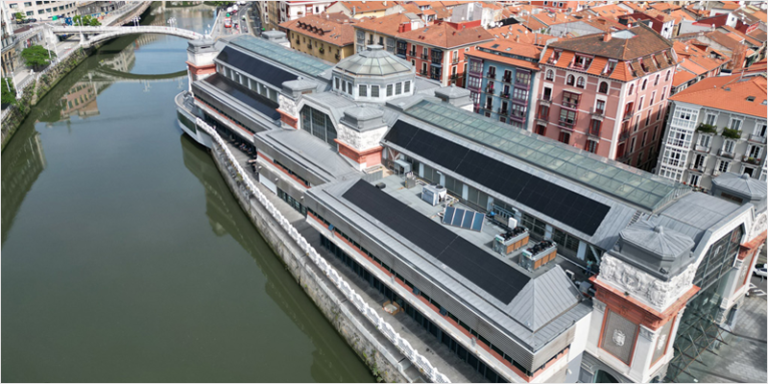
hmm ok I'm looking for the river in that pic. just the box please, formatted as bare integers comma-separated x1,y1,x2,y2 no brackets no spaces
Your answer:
1,4,373,382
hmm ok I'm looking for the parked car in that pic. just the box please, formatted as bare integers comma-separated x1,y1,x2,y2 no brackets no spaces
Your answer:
754,263,767,278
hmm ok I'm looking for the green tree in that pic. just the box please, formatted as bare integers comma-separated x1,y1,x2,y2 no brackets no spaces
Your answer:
73,15,101,26
14,12,25,22
21,45,56,71
2,78,16,106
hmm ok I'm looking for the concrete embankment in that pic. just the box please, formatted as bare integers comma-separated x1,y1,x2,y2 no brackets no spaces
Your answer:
205,135,416,383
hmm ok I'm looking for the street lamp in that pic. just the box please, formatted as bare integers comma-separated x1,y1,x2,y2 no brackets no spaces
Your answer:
167,17,176,29
132,16,141,27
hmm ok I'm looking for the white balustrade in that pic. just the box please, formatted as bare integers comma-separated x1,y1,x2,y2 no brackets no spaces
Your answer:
194,118,450,383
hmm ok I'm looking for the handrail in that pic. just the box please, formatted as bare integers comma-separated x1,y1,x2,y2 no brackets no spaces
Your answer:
195,117,451,384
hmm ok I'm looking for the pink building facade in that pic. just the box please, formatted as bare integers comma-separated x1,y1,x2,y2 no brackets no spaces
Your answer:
534,26,676,171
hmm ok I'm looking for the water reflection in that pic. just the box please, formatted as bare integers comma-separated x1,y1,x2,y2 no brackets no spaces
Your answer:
180,136,373,382
1,126,46,245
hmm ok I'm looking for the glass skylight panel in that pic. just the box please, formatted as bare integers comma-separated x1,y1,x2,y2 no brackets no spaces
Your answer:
231,36,331,76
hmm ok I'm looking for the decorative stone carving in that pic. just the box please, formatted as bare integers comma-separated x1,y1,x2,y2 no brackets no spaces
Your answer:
750,211,767,242
599,255,696,311
278,94,298,117
639,325,655,341
612,330,626,347
657,335,667,350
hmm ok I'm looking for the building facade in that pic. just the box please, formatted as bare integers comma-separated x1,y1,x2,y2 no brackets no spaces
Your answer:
264,1,335,32
6,1,79,21
1,1,16,77
465,39,541,130
280,13,356,63
656,73,767,190
535,25,676,171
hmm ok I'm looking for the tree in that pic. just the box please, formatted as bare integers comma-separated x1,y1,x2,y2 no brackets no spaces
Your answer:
2,78,16,106
14,12,25,22
73,15,101,26
21,45,56,71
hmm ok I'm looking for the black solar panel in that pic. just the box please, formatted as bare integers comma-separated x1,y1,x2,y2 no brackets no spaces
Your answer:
385,120,610,235
343,180,530,304
203,74,281,120
216,46,298,88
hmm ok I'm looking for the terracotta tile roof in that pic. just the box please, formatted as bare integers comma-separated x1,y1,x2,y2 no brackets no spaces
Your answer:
517,14,547,31
720,25,762,47
432,5,452,20
531,12,578,26
620,1,646,12
465,41,541,71
555,51,574,68
586,57,608,75
548,23,673,61
506,4,539,15
642,8,675,23
672,68,697,87
747,28,767,43
337,1,390,13
485,24,559,46
679,59,707,75
715,1,740,11
280,13,358,47
649,2,681,12
609,60,629,81
412,1,433,7
396,21,495,49
673,41,730,73
353,13,410,35
668,9,695,24
570,17,628,33
670,74,768,118
588,4,632,20
703,30,744,53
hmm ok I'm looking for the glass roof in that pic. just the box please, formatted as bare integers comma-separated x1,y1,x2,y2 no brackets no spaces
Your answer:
230,36,332,77
405,100,689,211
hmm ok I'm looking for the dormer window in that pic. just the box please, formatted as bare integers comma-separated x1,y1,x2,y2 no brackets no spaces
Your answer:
573,54,592,70
603,59,618,75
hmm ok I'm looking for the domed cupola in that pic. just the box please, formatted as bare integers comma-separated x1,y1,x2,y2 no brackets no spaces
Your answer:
331,45,415,102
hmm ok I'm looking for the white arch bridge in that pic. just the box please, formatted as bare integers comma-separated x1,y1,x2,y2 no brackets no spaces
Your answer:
48,25,206,47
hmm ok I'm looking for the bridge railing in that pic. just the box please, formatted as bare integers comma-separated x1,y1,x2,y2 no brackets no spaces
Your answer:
195,117,452,384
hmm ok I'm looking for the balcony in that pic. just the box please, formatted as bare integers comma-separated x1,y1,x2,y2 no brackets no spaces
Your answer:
539,99,551,108
562,101,579,110
619,131,630,141
558,118,576,129
694,144,711,153
749,134,767,144
502,75,512,83
421,54,429,60
485,87,495,94
500,92,510,99
688,162,705,172
487,72,496,80
742,155,762,165
419,70,428,76
498,108,509,115
622,111,634,121
451,57,460,65
484,104,493,111
718,148,735,159
590,109,605,120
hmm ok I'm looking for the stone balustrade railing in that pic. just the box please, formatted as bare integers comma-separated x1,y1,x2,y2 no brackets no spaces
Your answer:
195,118,451,383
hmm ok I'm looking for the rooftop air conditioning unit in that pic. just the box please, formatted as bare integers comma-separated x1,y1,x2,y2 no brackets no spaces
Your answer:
422,184,447,206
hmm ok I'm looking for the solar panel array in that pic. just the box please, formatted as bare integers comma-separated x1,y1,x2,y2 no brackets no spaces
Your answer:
404,100,688,211
343,180,529,304
443,206,484,232
216,46,299,88
230,36,332,77
385,120,610,236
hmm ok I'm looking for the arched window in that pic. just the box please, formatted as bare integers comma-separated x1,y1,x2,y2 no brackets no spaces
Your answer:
654,74,660,86
566,74,575,86
576,77,585,88
546,70,554,81
628,83,634,95
665,70,671,82
599,81,609,94
642,78,648,90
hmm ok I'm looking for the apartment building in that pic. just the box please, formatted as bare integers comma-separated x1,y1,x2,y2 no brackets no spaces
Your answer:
281,13,357,63
657,73,767,190
265,1,335,31
465,39,541,130
6,1,79,21
535,24,676,171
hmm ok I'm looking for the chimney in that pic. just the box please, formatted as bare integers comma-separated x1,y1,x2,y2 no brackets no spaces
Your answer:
603,33,612,42
515,35,520,42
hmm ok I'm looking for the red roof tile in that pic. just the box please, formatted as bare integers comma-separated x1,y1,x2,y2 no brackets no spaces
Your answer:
397,21,494,49
280,13,358,47
670,74,767,117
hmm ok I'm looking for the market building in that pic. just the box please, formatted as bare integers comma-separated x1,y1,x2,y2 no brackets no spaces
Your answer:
179,32,765,383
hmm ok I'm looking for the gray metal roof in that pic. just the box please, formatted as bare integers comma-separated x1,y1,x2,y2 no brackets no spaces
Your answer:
506,266,582,331
619,220,696,260
334,45,412,76
712,172,767,200
309,177,591,351
256,129,361,183
649,192,743,244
